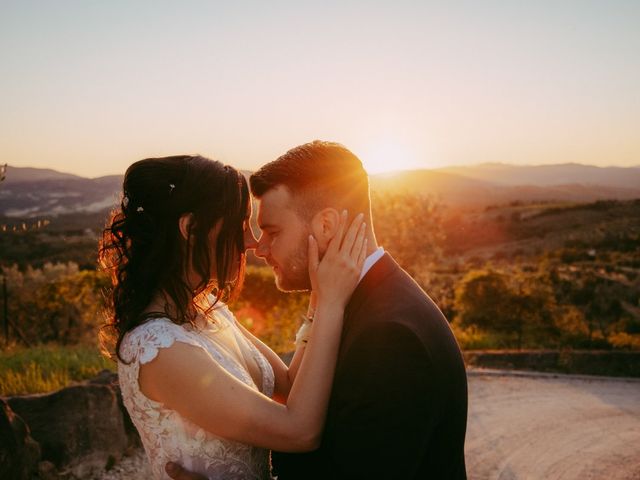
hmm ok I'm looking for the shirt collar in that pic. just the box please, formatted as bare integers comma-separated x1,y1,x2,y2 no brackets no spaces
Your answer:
358,246,385,283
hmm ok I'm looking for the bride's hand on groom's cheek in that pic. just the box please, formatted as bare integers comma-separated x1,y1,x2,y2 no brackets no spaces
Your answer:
309,210,367,307
165,462,207,480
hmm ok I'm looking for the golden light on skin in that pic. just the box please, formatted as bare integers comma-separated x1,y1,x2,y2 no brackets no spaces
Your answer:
358,139,425,175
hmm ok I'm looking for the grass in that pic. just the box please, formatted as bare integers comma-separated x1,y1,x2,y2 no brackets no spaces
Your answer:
451,323,503,350
0,344,115,396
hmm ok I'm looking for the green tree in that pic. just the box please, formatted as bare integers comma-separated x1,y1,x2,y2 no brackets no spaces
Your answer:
455,269,512,332
454,267,558,349
558,271,626,344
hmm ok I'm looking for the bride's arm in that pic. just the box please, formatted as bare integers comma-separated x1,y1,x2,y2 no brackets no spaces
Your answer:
139,302,343,451
139,213,366,452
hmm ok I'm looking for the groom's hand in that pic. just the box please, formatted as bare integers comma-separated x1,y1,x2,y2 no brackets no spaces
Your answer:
165,462,207,480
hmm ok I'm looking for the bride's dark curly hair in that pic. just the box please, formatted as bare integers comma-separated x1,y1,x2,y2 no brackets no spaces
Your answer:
99,155,249,361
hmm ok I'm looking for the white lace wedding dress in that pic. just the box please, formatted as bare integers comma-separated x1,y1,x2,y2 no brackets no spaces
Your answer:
118,304,275,480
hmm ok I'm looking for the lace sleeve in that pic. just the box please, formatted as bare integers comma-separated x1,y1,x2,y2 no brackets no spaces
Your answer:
119,318,204,365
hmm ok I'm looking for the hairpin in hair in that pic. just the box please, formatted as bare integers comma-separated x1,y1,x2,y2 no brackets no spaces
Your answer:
169,183,176,194
136,206,144,213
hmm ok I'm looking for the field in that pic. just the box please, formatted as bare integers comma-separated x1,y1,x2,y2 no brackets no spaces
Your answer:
0,344,113,396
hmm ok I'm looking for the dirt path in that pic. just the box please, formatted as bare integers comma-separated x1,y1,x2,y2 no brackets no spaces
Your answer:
465,370,640,480
96,370,640,479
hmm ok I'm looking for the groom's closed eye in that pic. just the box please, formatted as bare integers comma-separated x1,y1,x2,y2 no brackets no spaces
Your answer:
259,226,279,238
258,221,276,231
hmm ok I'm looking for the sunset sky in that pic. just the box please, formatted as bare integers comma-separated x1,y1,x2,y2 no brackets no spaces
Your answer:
1,1,639,177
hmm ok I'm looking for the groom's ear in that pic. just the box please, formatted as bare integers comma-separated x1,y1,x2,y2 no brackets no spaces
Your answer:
310,208,341,251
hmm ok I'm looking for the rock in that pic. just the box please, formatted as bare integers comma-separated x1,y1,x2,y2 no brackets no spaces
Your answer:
88,369,119,386
0,398,40,480
88,370,142,451
87,369,141,449
7,382,128,478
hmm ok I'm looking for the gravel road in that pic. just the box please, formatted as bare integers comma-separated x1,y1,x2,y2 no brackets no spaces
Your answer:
94,369,640,479
465,369,640,480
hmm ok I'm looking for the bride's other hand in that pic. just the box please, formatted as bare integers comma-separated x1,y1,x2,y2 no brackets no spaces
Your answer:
308,211,367,310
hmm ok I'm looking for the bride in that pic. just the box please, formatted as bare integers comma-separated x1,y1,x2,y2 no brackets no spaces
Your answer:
99,155,366,479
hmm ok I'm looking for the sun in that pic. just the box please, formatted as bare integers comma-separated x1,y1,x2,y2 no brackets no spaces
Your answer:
358,139,424,175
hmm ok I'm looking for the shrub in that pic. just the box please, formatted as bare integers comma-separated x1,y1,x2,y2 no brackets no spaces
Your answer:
0,263,109,345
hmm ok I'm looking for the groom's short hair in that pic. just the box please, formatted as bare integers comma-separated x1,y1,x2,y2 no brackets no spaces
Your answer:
250,140,371,221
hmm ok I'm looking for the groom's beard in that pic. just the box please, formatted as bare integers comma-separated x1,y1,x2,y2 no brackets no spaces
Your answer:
273,236,311,292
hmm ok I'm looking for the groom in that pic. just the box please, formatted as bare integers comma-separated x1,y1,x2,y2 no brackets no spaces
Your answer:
168,141,468,479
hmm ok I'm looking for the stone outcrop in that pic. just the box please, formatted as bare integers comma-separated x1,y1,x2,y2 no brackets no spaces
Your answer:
88,370,142,451
0,398,41,480
3,371,132,479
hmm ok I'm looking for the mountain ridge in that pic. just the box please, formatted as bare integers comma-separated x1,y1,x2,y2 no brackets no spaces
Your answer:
435,163,640,189
1,164,639,217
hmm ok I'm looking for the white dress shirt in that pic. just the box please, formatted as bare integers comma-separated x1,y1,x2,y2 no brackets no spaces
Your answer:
358,246,385,283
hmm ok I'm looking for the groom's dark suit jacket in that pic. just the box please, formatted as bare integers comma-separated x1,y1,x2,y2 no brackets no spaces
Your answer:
272,253,468,479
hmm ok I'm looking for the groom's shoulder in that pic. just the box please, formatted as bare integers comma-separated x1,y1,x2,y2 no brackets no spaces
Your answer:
361,254,426,300
358,269,453,343
362,273,442,322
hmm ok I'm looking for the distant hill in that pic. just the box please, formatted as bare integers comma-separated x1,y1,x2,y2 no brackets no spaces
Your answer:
371,165,640,206
442,198,640,263
0,167,122,217
370,170,497,203
435,163,640,189
2,163,640,218
3,166,82,183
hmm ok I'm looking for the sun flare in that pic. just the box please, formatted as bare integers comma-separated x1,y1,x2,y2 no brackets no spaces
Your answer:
358,140,424,175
